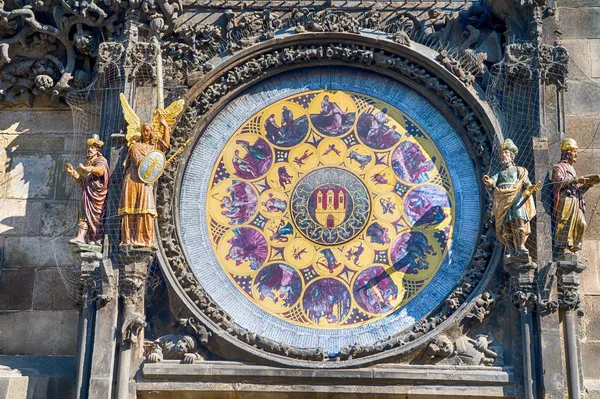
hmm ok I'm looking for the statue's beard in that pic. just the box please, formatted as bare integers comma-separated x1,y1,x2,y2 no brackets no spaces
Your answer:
501,156,513,168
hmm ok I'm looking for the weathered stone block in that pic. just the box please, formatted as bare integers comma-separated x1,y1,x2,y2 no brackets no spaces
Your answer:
565,81,600,116
0,367,27,399
0,200,42,236
0,356,74,399
3,237,56,268
5,155,55,199
0,311,78,355
0,269,34,310
41,203,77,236
0,135,64,153
0,110,73,134
580,240,600,294
54,155,77,201
591,39,600,78
561,8,600,39
566,115,600,150
582,295,600,339
562,39,591,78
32,268,76,311
582,341,600,379
586,379,600,399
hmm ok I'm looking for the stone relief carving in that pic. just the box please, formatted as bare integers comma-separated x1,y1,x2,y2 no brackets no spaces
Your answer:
0,0,182,106
421,334,502,366
147,318,209,364
502,41,569,89
154,39,498,362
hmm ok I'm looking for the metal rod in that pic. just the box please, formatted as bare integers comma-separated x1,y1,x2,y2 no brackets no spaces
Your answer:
116,300,135,399
521,311,536,399
72,291,94,399
564,311,582,398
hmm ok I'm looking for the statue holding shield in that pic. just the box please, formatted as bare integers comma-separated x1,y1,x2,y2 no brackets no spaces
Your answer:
118,94,185,250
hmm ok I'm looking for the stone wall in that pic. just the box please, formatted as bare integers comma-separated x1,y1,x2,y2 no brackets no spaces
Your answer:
0,109,78,356
558,0,600,396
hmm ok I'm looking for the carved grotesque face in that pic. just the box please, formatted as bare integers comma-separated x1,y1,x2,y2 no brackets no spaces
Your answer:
436,335,453,357
500,149,515,168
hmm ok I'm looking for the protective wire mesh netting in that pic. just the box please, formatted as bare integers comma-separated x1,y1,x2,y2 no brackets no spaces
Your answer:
51,39,186,303
485,44,600,300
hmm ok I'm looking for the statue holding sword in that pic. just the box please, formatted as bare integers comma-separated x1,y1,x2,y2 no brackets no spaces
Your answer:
483,139,539,260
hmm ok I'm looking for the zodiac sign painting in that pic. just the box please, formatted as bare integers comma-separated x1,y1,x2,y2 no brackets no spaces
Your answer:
205,89,455,329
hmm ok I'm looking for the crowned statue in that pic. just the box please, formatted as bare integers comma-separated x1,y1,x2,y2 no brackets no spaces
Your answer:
552,138,600,257
483,139,538,261
65,134,110,249
119,94,185,250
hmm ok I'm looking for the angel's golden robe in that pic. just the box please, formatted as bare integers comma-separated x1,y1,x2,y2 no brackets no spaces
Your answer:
118,139,169,248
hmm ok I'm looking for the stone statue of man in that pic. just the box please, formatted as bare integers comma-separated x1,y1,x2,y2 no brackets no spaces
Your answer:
483,139,536,259
552,138,599,256
65,134,110,246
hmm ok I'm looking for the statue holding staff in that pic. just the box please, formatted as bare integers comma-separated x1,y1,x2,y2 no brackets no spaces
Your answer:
483,139,537,259
552,138,600,256
119,93,185,250
65,134,110,247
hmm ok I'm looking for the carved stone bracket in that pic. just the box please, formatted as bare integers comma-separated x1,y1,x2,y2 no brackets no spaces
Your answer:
556,256,587,312
504,260,537,314
118,252,155,303
71,250,114,307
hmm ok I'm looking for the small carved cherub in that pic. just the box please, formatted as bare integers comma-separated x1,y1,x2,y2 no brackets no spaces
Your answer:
147,334,206,364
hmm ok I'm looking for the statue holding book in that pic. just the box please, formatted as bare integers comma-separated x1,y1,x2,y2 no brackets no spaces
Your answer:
552,138,600,257
66,134,110,249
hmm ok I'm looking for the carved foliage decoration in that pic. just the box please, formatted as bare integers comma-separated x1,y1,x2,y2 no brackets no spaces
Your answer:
0,0,182,106
155,40,498,362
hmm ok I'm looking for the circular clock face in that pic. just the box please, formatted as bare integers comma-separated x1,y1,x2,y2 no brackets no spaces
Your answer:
180,68,480,353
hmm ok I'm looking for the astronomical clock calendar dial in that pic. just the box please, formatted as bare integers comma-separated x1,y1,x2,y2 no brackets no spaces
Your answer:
180,69,480,353
205,90,453,327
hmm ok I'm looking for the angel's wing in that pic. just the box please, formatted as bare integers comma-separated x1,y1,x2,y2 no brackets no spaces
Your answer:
119,93,143,145
151,99,185,136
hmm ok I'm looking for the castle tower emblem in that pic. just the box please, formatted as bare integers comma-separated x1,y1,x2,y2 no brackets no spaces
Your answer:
314,188,347,228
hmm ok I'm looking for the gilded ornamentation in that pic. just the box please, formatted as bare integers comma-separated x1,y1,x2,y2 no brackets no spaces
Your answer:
205,90,454,329
552,138,600,256
483,139,537,260
118,94,184,250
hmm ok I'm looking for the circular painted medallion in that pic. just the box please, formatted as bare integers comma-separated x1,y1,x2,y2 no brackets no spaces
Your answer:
203,89,455,329
290,167,370,245
180,67,481,354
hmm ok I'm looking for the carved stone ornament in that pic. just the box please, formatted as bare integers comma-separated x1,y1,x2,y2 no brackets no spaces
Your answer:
0,0,182,107
151,32,503,367
420,333,501,366
502,41,569,89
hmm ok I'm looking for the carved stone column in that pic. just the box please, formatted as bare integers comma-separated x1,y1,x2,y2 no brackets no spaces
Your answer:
505,259,537,399
557,255,586,399
69,248,119,399
115,252,153,399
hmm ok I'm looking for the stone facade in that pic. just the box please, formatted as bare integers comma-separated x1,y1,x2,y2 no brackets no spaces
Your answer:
0,0,598,398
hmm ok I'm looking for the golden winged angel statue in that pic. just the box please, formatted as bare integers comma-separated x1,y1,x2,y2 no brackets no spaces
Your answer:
118,93,185,249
